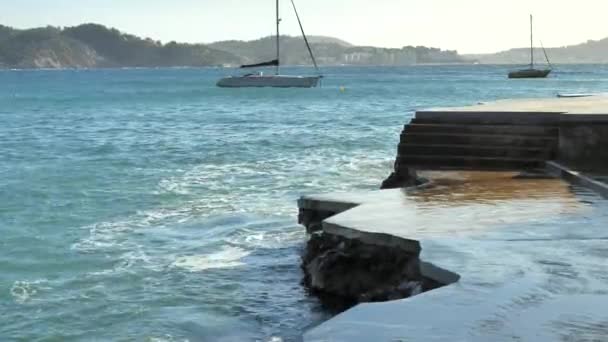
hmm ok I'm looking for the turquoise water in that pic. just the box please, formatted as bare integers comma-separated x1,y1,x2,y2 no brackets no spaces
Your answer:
2,65,608,341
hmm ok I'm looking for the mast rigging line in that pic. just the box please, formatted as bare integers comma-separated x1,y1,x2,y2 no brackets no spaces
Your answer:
540,42,553,70
289,0,322,76
276,0,280,75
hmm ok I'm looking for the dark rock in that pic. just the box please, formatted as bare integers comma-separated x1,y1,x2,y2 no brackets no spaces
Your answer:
301,232,432,312
381,167,424,189
298,208,336,233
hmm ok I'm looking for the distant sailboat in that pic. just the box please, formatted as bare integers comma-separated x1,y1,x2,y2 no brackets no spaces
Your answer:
508,15,552,79
217,0,322,88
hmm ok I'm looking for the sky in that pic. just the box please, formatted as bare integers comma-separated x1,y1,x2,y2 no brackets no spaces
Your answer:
1,0,607,54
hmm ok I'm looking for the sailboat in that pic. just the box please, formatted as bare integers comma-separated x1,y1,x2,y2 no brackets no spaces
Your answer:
508,15,552,79
217,0,322,88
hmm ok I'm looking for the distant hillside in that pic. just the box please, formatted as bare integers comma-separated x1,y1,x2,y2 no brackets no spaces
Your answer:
209,36,470,66
467,37,608,64
306,36,353,47
0,23,469,69
0,26,109,68
0,24,240,69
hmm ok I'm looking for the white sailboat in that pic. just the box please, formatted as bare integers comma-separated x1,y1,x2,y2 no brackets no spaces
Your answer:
217,0,322,88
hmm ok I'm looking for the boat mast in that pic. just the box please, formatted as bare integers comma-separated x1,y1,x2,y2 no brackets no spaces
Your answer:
290,0,321,76
530,14,534,68
276,0,280,75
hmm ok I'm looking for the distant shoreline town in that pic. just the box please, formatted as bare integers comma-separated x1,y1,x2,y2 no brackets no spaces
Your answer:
1,23,607,69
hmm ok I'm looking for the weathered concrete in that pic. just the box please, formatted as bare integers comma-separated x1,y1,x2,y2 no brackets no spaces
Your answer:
559,122,608,168
425,96,608,166
426,95,608,115
299,95,608,341
392,119,557,173
393,95,608,174
300,172,608,341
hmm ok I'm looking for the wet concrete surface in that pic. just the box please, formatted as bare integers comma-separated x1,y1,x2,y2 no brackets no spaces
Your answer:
300,172,608,341
429,94,608,115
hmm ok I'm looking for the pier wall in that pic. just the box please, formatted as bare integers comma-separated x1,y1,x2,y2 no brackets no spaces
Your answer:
385,97,608,175
558,116,608,168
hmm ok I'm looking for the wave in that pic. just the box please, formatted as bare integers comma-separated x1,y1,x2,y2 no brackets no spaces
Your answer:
226,224,304,250
70,148,391,279
172,246,251,272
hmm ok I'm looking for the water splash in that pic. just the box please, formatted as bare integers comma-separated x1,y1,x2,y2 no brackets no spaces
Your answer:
172,246,251,272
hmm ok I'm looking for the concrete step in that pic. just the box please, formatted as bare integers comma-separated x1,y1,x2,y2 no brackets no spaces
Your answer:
396,155,545,171
398,144,554,159
400,133,558,149
412,111,561,125
403,123,558,137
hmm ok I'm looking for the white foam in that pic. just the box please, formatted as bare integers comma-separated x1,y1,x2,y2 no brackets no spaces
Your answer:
227,226,304,250
157,178,191,195
146,336,190,342
72,207,195,253
71,149,391,279
10,279,49,304
172,246,251,272
152,151,392,218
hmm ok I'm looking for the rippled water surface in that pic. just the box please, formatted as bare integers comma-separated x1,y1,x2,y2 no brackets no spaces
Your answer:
2,65,608,341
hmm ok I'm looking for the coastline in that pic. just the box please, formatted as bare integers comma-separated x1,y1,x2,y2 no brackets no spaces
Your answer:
7,62,608,72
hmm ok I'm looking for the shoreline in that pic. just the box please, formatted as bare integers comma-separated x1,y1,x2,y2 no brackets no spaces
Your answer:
5,62,608,72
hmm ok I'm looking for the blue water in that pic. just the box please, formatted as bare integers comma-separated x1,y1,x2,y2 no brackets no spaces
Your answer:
2,65,608,341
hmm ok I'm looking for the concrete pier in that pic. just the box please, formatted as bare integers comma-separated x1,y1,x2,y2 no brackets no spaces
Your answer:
300,172,608,341
299,95,608,341
391,95,608,175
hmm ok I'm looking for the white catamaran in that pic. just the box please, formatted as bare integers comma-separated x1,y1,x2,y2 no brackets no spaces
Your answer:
217,0,322,88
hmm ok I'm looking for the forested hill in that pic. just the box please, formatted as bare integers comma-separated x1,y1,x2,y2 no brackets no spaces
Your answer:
0,23,471,69
0,24,240,69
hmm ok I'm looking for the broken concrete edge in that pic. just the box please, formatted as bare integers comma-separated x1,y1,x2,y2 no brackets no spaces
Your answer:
298,188,462,291
298,177,433,215
545,161,608,198
324,220,460,287
323,220,422,255
415,110,565,125
301,231,431,311
419,261,461,286
297,197,359,214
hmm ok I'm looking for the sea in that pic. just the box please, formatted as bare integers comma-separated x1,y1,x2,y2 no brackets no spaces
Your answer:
2,65,608,341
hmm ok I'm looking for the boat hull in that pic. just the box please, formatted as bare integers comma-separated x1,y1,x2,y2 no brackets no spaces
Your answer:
217,75,320,88
508,69,551,79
